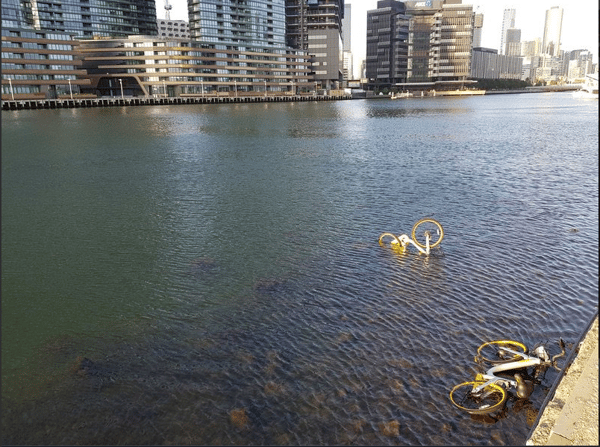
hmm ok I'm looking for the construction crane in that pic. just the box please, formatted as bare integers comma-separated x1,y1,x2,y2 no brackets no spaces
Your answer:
164,0,173,21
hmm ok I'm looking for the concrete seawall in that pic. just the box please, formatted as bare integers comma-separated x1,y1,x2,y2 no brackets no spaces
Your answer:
527,312,599,445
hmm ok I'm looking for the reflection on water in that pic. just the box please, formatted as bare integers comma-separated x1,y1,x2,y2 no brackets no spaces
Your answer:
1,93,598,445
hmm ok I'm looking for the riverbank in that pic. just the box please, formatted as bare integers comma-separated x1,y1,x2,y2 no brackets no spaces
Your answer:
526,312,599,445
486,85,579,95
1,93,351,111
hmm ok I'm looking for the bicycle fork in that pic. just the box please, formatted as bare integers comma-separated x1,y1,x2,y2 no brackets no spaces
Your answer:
397,233,431,255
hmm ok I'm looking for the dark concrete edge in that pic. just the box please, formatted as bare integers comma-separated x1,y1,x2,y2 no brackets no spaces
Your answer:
526,309,599,442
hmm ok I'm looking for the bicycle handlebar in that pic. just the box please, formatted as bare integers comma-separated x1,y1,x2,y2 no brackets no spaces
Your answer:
551,338,566,371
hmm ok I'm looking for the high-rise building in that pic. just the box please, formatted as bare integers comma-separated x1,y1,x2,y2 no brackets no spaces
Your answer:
472,12,483,48
366,0,475,89
366,0,409,88
342,3,351,52
342,3,353,80
505,28,521,56
188,0,286,49
542,6,563,57
1,0,158,38
157,19,190,39
404,0,474,83
521,39,541,59
500,8,516,55
285,0,345,89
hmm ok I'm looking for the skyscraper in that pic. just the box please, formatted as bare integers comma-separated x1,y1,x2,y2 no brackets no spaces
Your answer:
367,0,475,88
405,0,474,83
366,0,409,87
342,3,351,52
542,6,563,57
342,3,353,80
505,28,521,56
1,0,158,37
187,0,286,49
500,8,516,55
472,12,483,48
286,0,345,89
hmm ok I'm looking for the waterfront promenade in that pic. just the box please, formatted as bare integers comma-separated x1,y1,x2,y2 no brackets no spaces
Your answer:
527,313,599,445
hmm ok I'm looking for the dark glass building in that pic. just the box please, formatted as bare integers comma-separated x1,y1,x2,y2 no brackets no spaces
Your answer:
286,0,345,89
366,0,409,88
1,0,158,38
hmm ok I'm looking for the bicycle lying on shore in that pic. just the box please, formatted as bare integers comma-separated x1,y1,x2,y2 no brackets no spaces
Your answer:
379,218,444,255
449,339,566,415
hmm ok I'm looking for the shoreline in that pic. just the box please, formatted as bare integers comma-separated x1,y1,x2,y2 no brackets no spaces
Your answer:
1,94,351,111
526,312,599,445
1,86,581,111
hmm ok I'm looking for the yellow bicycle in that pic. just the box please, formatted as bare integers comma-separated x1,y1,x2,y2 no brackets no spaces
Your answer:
449,339,566,415
379,217,444,255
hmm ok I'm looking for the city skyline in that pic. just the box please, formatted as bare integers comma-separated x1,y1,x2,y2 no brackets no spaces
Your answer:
161,0,598,77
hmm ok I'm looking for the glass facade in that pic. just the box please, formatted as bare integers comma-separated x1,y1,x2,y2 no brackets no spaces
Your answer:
188,0,287,50
1,26,90,99
1,0,158,38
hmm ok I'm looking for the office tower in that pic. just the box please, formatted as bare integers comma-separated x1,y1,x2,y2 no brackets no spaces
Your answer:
471,47,522,80
500,8,516,55
366,0,409,87
0,0,158,38
521,39,541,58
404,0,474,83
542,6,563,57
505,28,521,56
342,3,351,52
342,51,353,80
342,3,353,80
286,0,345,89
188,0,286,49
472,12,483,48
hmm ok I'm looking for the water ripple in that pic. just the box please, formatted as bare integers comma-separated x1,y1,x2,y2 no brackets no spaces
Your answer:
2,94,597,445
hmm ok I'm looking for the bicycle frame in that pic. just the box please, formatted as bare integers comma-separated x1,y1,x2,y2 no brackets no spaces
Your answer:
395,233,431,255
380,218,443,255
473,348,546,393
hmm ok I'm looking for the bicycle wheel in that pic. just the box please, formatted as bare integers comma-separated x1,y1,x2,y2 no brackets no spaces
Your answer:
477,340,528,364
379,232,401,246
449,381,507,415
411,218,444,249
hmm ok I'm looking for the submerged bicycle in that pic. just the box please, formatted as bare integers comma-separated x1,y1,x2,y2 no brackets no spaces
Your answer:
449,339,566,415
379,218,444,255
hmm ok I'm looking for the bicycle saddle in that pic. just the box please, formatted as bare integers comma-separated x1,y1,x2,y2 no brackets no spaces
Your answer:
514,373,534,398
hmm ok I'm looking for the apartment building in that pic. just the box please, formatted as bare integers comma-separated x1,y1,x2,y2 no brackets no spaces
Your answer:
187,0,287,49
1,0,157,99
157,19,190,39
1,26,90,99
77,35,313,97
1,0,158,39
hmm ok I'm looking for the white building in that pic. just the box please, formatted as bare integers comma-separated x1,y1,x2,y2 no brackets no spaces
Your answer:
500,9,516,55
542,6,563,57
157,19,190,39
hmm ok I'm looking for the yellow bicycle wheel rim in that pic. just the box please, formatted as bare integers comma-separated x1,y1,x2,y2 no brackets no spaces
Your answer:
449,381,507,415
477,340,527,364
411,218,444,249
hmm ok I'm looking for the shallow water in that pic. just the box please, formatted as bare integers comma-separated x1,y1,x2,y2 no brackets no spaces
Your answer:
2,93,598,445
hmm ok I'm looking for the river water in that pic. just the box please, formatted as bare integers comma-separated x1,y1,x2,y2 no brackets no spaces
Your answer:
2,93,598,445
